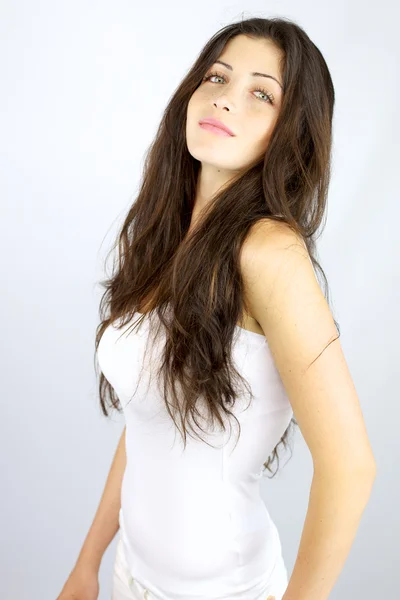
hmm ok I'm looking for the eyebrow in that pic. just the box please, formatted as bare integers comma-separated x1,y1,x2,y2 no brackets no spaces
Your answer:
214,59,283,90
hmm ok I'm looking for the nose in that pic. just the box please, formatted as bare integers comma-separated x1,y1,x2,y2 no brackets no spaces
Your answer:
213,95,234,112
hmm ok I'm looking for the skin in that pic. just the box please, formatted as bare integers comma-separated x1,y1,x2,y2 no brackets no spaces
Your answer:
185,33,285,339
239,219,376,600
186,34,376,600
186,33,284,214
186,35,285,599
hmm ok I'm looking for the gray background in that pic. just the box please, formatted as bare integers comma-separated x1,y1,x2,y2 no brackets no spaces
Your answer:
1,1,398,598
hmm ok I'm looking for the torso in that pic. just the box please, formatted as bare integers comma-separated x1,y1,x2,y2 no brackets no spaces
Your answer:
141,308,263,335
137,292,264,337
137,211,266,337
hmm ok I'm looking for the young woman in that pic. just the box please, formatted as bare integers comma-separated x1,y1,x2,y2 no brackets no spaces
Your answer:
57,16,376,600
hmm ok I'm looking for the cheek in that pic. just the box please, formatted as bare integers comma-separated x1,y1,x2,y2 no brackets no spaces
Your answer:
191,87,216,106
247,117,273,144
186,98,198,133
238,120,275,162
187,91,204,121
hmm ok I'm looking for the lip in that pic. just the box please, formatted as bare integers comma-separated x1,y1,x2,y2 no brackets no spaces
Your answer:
198,117,235,137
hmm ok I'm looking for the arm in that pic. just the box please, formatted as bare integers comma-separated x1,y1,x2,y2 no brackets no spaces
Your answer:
241,220,376,600
282,463,374,600
74,426,127,574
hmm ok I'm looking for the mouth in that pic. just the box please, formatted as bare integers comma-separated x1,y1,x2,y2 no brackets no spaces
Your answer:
198,118,235,137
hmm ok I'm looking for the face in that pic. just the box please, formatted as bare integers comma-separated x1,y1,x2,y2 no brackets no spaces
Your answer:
186,34,284,174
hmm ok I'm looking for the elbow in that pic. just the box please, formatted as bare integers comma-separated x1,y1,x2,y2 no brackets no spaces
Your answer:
369,456,377,475
367,459,377,480
350,460,377,498
355,454,377,479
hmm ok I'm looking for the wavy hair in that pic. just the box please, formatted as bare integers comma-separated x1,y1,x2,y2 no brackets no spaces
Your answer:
94,16,340,477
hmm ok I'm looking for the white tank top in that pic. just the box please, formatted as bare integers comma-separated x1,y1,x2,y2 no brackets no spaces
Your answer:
97,310,293,599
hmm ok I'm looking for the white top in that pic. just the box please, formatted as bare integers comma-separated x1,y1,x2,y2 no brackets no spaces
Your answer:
97,310,293,599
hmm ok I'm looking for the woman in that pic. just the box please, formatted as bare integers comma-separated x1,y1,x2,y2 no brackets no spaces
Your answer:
57,16,376,600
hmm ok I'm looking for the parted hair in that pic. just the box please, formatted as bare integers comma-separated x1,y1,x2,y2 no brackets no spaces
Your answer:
95,16,339,477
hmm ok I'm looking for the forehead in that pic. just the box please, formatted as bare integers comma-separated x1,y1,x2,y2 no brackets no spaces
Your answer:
217,35,283,78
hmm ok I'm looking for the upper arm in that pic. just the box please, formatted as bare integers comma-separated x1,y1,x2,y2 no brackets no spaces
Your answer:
240,220,376,472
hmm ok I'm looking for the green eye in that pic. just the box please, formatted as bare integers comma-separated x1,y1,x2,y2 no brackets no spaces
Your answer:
202,71,274,105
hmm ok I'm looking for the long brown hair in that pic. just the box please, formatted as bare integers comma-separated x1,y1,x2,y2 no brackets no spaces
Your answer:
94,16,340,477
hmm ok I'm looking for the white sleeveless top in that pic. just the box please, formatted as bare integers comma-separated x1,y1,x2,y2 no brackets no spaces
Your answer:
97,311,293,599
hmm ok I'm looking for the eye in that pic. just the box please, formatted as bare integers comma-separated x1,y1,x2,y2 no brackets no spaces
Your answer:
254,86,275,105
202,70,275,105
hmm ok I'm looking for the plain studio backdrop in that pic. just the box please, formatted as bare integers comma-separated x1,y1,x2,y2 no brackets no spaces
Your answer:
0,1,398,599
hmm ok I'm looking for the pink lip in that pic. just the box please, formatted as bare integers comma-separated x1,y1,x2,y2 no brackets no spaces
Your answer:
198,117,235,137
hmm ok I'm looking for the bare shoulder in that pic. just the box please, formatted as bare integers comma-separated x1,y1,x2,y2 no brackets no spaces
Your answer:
240,217,309,268
239,218,311,313
240,217,376,470
239,216,333,358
